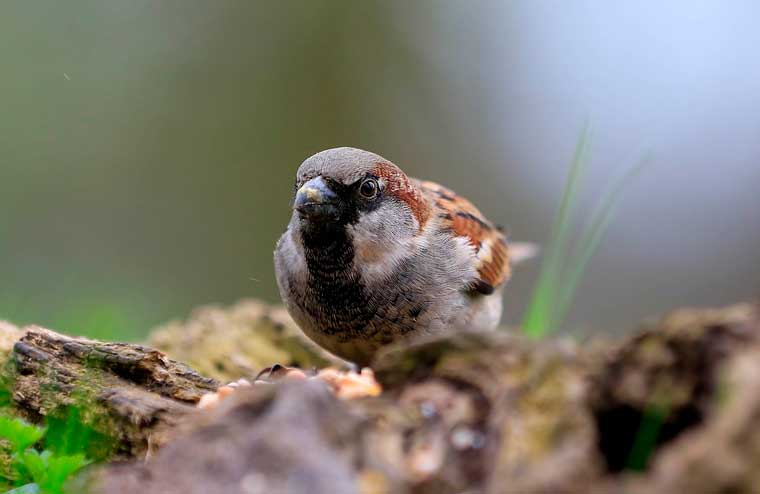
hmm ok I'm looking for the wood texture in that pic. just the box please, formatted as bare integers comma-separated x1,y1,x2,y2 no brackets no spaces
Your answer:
9,327,219,457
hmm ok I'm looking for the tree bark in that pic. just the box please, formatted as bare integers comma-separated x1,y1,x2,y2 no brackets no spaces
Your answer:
8,327,218,457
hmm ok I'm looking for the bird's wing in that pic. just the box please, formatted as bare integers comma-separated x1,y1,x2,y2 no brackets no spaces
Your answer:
414,179,512,295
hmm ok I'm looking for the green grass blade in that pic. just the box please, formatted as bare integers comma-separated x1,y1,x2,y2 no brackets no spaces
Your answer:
522,124,593,337
626,402,669,471
551,152,652,328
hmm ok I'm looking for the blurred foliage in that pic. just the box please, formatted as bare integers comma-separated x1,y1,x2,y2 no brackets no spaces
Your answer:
0,410,100,493
522,127,648,337
626,403,669,472
1,0,758,341
522,126,594,336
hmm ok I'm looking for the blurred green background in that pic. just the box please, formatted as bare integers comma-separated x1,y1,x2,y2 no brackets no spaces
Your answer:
1,1,758,340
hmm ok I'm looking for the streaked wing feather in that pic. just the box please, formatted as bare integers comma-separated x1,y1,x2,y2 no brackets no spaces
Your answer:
415,179,511,293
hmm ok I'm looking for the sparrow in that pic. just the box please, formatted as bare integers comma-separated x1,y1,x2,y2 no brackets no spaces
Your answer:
275,147,527,367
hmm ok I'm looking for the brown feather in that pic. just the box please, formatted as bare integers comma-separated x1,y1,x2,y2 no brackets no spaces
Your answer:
415,179,512,292
372,162,431,230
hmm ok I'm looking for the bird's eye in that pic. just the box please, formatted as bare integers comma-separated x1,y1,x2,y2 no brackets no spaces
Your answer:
359,178,379,198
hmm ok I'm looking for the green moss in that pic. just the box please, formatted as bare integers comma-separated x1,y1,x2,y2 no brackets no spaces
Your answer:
149,300,335,382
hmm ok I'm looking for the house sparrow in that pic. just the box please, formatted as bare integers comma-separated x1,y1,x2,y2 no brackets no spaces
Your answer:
275,147,529,367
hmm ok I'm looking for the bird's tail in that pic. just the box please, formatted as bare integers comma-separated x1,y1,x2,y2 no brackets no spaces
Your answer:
509,242,540,265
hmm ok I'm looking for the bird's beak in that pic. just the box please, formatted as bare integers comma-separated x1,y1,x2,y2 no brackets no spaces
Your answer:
293,176,339,220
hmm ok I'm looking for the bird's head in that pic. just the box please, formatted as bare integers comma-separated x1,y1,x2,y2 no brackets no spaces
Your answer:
290,148,430,248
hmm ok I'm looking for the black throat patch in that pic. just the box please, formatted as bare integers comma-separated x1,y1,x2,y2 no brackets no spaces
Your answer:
300,225,372,338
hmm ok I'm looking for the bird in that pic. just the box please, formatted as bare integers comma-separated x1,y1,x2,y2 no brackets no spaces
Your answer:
274,147,531,367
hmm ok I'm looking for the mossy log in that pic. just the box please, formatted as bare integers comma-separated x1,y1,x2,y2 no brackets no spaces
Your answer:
3,301,760,494
0,300,337,459
85,301,760,494
6,327,219,457
590,302,760,493
148,299,340,382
